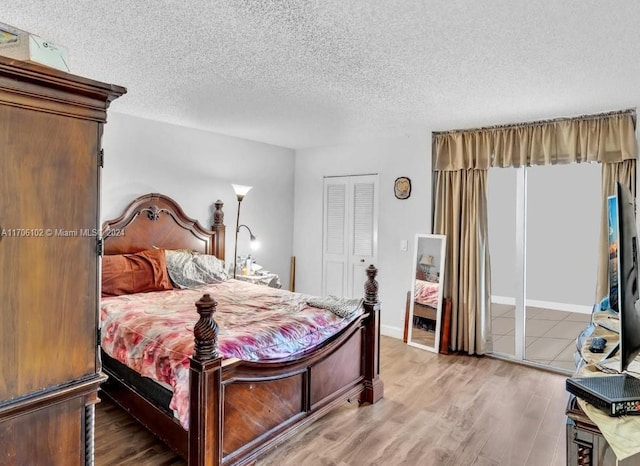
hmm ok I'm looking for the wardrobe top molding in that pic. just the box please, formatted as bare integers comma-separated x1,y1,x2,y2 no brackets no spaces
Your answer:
0,55,126,122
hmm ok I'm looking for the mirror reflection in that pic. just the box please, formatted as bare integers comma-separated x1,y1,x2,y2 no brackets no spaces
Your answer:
407,233,447,352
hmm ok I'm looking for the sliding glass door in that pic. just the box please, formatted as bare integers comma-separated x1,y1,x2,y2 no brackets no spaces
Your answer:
488,163,600,370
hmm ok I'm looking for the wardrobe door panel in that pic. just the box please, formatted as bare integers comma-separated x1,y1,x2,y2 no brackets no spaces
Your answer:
0,396,86,465
0,105,99,401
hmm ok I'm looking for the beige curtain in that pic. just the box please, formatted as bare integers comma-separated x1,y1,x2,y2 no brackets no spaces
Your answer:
433,170,492,354
435,110,637,170
433,109,637,355
596,159,637,302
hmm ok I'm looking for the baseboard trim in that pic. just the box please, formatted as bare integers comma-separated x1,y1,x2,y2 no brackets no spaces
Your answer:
381,325,403,340
491,295,593,315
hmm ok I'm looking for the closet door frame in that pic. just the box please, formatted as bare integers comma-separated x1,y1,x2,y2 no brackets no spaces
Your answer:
322,174,379,298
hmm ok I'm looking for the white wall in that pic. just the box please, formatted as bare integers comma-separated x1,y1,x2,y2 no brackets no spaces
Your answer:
293,135,432,338
101,112,295,285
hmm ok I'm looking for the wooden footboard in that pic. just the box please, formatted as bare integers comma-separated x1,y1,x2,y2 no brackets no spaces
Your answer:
189,265,383,465
414,302,437,321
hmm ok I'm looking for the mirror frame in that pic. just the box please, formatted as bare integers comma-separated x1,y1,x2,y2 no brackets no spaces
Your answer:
407,233,447,353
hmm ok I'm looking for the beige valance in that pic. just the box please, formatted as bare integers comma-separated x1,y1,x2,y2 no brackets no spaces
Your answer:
433,109,638,171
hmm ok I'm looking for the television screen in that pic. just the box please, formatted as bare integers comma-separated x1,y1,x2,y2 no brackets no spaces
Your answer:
615,181,640,374
608,195,620,313
565,182,640,411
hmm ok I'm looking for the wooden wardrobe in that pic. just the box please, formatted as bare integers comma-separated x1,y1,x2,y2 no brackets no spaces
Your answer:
0,57,125,464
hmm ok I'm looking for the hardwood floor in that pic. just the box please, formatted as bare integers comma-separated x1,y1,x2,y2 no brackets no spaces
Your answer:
95,336,569,465
410,325,436,347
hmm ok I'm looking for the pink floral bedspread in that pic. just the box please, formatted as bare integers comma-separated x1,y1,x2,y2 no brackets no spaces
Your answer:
414,279,439,308
100,279,362,429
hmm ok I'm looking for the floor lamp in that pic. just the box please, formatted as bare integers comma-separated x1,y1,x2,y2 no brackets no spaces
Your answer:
232,184,252,278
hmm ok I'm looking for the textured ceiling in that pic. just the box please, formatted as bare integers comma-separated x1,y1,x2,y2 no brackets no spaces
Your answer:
2,1,640,149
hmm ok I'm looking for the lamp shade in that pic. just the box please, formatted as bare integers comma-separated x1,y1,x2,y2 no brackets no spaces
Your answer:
232,184,252,201
419,255,434,266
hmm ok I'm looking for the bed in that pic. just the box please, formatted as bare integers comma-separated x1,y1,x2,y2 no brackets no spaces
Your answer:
98,193,384,466
413,279,439,321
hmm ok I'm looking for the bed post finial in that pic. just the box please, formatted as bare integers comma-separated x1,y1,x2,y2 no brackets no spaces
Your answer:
190,294,223,465
194,294,219,361
213,200,224,226
211,200,226,261
364,265,379,305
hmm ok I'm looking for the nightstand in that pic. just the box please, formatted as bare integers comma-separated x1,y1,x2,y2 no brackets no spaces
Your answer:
235,273,281,288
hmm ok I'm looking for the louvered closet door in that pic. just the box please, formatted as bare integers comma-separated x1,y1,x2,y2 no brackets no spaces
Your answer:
322,175,378,298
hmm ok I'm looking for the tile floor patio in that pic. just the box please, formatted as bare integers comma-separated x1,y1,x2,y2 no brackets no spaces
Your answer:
491,302,592,371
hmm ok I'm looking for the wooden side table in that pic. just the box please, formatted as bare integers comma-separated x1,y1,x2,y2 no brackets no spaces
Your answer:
566,395,618,465
566,311,640,465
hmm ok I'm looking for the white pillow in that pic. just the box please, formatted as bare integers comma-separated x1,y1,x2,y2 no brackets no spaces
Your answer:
164,250,228,288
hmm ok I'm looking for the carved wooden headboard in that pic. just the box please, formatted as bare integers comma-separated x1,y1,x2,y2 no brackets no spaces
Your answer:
102,193,225,260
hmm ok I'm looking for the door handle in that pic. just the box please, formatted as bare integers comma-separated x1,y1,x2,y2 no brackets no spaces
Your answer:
360,259,365,263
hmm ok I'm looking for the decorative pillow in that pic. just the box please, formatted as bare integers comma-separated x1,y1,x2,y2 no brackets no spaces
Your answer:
102,249,173,297
165,249,228,288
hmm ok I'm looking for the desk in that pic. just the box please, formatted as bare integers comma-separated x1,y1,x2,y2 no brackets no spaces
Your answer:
566,312,640,465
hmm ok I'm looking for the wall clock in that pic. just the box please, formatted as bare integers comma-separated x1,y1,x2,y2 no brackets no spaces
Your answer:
394,176,411,199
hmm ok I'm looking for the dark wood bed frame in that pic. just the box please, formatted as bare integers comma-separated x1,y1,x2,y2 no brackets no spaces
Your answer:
99,193,384,465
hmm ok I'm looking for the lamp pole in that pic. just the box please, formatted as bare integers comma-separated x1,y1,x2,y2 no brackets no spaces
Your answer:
233,198,241,278
231,184,252,279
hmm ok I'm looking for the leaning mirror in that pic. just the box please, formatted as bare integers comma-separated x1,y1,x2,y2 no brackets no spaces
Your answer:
407,233,447,353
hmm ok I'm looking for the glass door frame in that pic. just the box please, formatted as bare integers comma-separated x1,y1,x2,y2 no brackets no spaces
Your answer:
514,166,526,360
